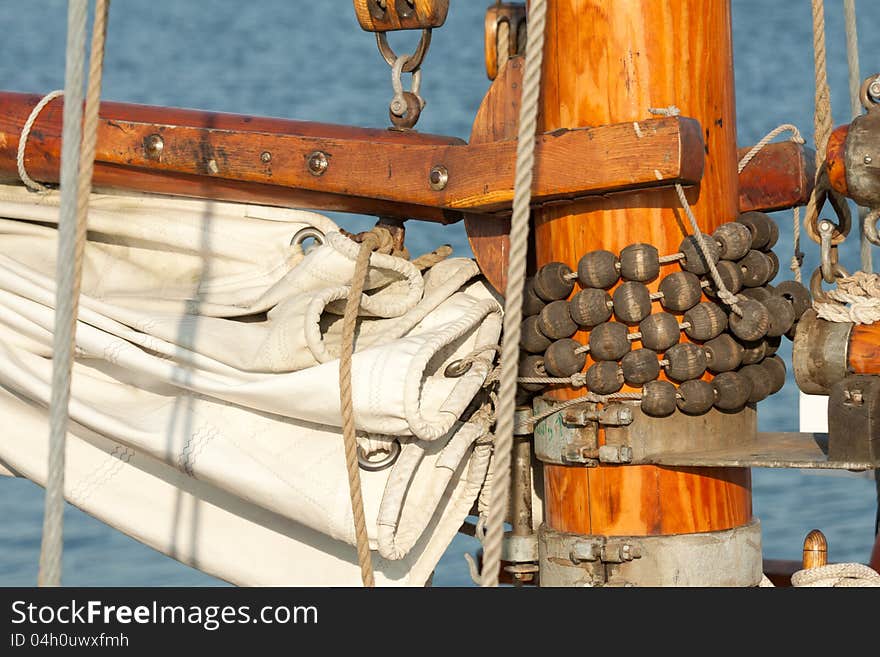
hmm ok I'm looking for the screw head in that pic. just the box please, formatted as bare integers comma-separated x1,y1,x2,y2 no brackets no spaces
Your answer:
307,151,329,176
260,151,272,164
429,165,449,191
869,80,880,99
144,134,164,160
865,155,874,165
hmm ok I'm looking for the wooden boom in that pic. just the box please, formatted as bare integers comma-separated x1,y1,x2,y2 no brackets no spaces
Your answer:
0,91,703,223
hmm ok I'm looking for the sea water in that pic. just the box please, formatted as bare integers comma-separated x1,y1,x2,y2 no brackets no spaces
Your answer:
0,0,877,586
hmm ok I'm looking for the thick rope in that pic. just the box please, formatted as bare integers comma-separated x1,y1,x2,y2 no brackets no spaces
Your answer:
497,16,511,73
480,0,547,588
39,0,109,587
791,563,880,587
17,90,64,193
844,0,873,273
811,0,833,166
410,244,452,270
339,232,380,588
737,124,806,282
813,270,880,323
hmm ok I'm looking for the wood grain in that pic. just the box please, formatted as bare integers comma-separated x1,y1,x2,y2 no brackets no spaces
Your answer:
535,0,753,537
848,322,880,375
0,91,702,222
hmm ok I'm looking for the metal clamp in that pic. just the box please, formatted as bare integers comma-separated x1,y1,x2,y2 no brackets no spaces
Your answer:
389,54,425,130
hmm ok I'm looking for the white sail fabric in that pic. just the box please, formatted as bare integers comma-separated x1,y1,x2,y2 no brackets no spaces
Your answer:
0,183,502,586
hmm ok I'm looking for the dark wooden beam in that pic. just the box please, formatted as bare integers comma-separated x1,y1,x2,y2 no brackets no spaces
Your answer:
737,141,816,214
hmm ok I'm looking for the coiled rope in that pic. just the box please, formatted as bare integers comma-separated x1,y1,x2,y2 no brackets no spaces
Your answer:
479,0,547,588
39,0,110,587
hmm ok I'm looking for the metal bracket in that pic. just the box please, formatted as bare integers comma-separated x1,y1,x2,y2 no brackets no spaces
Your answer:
538,520,763,587
828,375,880,464
532,397,634,466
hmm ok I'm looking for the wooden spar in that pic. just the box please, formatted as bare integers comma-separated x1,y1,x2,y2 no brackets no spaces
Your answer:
0,91,702,222
467,59,817,294
534,0,752,538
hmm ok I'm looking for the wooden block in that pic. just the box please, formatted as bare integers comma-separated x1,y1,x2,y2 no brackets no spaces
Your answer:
738,141,816,213
353,0,449,32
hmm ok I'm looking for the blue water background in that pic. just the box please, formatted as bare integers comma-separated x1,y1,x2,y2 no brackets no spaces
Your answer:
0,0,877,586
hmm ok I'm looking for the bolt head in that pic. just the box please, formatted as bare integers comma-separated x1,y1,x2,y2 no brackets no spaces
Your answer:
866,155,874,165
307,151,329,176
144,134,164,160
260,151,272,164
819,220,833,233
429,165,449,191
870,81,880,98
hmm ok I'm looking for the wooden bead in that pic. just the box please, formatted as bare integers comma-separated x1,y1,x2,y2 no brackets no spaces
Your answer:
621,348,661,385
641,380,677,417
703,334,743,373
763,295,795,337
766,250,780,281
738,285,773,303
534,261,575,301
585,361,624,395
588,321,631,361
738,363,771,403
738,338,767,366
765,334,781,357
712,371,752,411
619,243,660,282
774,280,811,319
765,216,780,250
639,312,682,352
518,355,546,392
728,299,770,341
613,281,652,324
738,250,773,288
664,342,708,382
577,250,620,289
683,301,728,341
676,379,715,415
523,277,546,317
658,271,703,312
570,288,613,328
713,222,753,261
702,260,743,299
679,234,721,275
737,211,775,250
759,355,787,395
520,315,551,353
538,300,578,340
544,338,587,377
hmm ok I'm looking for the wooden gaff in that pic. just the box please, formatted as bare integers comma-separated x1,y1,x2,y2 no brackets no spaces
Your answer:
534,0,753,538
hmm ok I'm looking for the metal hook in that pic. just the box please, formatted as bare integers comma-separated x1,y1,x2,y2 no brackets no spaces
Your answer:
375,28,432,73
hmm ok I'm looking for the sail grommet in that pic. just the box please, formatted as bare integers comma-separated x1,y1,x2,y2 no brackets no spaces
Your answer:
357,440,401,472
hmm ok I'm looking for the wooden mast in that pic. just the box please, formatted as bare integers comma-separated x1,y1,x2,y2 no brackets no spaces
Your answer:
534,1,753,537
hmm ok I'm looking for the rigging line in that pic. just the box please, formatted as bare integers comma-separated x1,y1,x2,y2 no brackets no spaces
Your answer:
39,0,111,587
479,0,547,588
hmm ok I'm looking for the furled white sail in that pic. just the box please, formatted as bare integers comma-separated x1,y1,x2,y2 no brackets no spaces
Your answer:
0,183,502,585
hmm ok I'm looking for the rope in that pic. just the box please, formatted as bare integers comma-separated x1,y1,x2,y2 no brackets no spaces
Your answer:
17,90,64,193
39,0,109,588
813,270,880,323
524,392,642,429
497,16,511,73
410,244,452,270
811,0,833,166
673,183,742,315
479,0,547,588
844,0,873,273
736,124,806,282
790,563,880,587
339,231,381,588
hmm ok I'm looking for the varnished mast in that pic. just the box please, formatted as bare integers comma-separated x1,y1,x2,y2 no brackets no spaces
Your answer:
534,1,753,539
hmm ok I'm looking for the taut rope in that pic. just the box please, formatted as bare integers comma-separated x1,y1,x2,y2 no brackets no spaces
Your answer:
479,0,547,588
39,0,110,587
